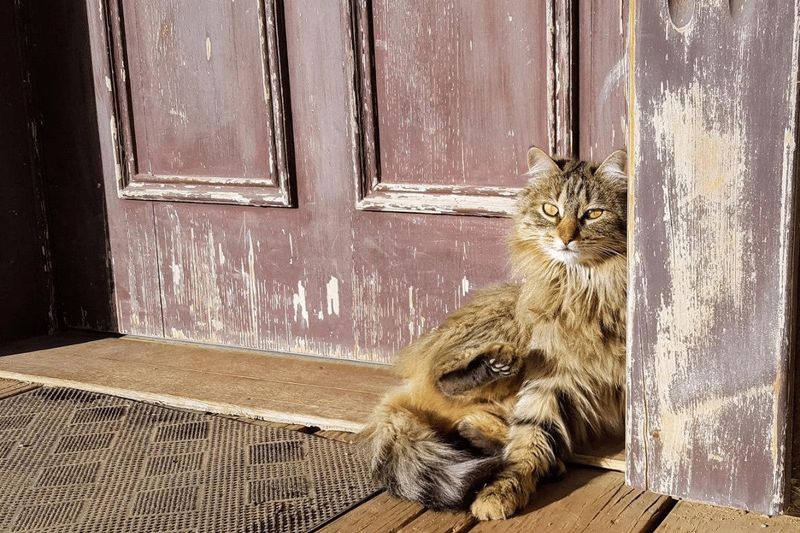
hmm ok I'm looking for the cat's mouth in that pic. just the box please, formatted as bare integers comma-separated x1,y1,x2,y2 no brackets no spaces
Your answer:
547,240,582,264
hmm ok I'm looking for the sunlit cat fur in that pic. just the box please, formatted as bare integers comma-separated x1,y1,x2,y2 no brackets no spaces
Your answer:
362,147,627,520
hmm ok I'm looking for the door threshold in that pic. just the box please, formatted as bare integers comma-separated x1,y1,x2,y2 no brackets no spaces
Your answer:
0,332,623,471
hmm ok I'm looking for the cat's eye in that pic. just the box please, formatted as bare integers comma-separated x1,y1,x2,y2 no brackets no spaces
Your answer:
542,203,559,217
585,209,604,220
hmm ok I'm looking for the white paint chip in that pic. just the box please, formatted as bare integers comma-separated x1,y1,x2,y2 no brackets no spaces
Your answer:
326,276,340,316
206,37,212,61
170,263,183,288
292,281,309,328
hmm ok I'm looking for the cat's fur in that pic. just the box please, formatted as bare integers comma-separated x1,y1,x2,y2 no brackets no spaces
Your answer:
362,147,627,520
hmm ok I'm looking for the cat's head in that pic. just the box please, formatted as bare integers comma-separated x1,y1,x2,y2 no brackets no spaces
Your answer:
512,147,627,270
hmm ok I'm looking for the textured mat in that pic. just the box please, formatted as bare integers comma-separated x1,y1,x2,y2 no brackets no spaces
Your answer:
0,387,379,532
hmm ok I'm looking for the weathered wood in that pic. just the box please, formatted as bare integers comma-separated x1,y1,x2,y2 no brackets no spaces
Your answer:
345,0,550,217
101,0,292,207
546,0,575,157
576,0,628,161
396,510,475,533
655,501,800,533
144,0,521,362
318,492,425,533
469,468,672,532
571,438,625,472
81,0,628,363
627,0,800,513
0,335,395,432
86,0,163,337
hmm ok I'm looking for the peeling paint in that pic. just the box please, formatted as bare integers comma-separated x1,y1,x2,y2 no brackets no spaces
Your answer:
292,281,309,328
326,276,340,316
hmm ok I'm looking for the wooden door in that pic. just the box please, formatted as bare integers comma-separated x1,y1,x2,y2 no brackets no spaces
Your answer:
83,0,626,363
628,0,799,515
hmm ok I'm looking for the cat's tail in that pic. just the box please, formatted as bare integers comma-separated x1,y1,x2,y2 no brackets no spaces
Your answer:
362,401,501,510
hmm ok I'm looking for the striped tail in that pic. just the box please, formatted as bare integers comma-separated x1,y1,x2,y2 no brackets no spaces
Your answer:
363,404,501,510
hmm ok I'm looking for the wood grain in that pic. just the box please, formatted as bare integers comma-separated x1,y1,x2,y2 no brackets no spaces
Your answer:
318,492,425,533
86,0,163,337
396,510,475,533
346,0,551,217
627,0,800,513
546,0,575,157
576,0,628,161
103,0,293,207
470,468,672,532
655,501,800,533
0,335,396,432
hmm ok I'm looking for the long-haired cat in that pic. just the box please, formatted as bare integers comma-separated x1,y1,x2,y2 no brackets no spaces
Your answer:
362,147,627,520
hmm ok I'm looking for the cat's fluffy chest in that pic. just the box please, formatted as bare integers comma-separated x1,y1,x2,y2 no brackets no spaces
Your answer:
520,263,626,388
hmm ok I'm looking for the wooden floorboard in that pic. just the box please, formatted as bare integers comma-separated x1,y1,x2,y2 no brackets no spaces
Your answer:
469,467,672,532
320,467,670,533
0,333,623,468
317,492,426,533
655,501,800,532
396,510,476,533
0,334,395,431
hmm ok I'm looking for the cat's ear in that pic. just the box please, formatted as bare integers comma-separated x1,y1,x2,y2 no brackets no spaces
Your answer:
596,149,627,181
526,146,559,178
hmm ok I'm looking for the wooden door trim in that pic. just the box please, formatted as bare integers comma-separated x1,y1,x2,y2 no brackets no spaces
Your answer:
546,0,575,157
626,0,800,514
101,0,294,207
343,0,576,218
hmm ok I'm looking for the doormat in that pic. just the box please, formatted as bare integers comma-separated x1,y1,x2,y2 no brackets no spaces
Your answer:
0,387,378,532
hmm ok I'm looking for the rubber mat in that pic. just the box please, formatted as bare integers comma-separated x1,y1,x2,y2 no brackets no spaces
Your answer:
0,387,379,532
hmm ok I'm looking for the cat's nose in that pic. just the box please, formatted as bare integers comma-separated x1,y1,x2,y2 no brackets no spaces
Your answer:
557,218,579,245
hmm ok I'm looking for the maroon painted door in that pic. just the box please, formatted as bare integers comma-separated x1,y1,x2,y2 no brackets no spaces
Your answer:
85,0,626,363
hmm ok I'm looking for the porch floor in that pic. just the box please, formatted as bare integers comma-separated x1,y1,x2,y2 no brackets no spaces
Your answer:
0,334,798,531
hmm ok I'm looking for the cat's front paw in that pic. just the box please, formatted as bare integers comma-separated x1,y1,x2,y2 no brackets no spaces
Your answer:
470,477,524,521
481,343,523,378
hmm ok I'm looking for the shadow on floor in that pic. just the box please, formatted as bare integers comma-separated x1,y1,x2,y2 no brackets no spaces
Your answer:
0,330,116,357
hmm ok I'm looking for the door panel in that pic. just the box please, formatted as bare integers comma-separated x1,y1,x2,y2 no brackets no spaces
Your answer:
107,0,292,206
88,0,628,363
350,0,549,216
627,1,798,514
373,1,547,187
577,0,628,161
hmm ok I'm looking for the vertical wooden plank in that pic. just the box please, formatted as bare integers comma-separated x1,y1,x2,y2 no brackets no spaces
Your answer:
85,0,163,336
547,0,575,157
628,0,800,513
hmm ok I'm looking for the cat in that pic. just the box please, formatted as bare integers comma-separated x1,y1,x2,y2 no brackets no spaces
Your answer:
361,147,628,520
